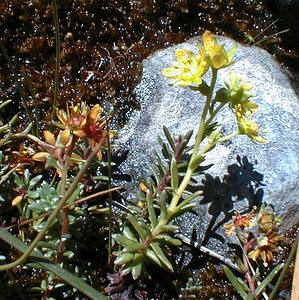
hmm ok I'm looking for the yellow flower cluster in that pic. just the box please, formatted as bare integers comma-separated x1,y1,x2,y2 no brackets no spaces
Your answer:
225,71,267,143
162,30,237,87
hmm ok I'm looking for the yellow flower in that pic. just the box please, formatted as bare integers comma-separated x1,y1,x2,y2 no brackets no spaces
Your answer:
224,209,256,236
202,30,237,69
162,48,208,86
55,103,86,138
237,116,267,143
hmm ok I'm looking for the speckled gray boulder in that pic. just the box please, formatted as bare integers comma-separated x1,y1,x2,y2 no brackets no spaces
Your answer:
116,36,299,248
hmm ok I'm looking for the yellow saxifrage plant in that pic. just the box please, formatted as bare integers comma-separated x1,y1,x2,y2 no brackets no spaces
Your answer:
112,31,266,282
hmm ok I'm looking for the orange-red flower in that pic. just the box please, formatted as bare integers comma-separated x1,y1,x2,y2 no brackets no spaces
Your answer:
55,103,115,159
248,231,282,267
224,208,256,236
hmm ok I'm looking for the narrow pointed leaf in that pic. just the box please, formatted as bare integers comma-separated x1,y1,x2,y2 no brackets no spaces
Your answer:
145,249,164,269
153,149,167,175
150,242,174,272
163,126,175,151
123,243,145,253
176,191,202,210
223,265,248,300
128,214,147,240
146,190,157,227
171,157,179,191
256,263,283,296
131,253,144,280
123,226,138,242
112,234,137,247
159,191,168,221
189,154,204,171
156,234,182,246
158,224,180,233
114,253,135,265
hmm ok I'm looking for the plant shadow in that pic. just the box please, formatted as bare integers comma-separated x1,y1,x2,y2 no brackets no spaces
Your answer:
197,154,265,245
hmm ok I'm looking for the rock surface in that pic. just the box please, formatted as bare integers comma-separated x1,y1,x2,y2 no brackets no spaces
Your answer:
115,36,299,252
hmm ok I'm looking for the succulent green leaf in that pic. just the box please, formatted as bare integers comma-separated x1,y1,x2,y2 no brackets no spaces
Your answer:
183,129,193,143
154,150,167,175
131,253,144,280
170,203,197,221
0,99,12,110
23,169,30,185
112,234,137,247
177,192,201,210
235,257,247,273
13,173,23,187
158,224,180,233
123,242,145,253
159,191,168,221
171,158,179,191
177,161,189,169
145,248,165,269
176,137,191,158
123,226,138,242
28,175,43,189
223,265,248,300
27,190,40,199
163,126,175,151
149,164,163,185
114,253,135,265
156,234,182,246
256,263,283,296
162,142,173,160
150,242,174,272
128,214,147,241
146,190,157,227
121,264,133,276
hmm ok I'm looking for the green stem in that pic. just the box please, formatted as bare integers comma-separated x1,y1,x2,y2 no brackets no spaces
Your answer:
204,101,227,128
51,0,60,122
191,68,218,160
218,130,239,143
168,68,218,212
60,136,78,196
0,137,106,271
107,130,113,265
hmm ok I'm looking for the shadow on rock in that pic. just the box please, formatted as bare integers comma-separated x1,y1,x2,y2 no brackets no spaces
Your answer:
199,154,264,245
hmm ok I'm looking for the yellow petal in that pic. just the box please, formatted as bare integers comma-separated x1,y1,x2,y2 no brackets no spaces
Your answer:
59,129,71,146
32,152,50,162
55,109,68,125
73,129,86,138
44,130,56,145
90,104,103,121
12,195,23,206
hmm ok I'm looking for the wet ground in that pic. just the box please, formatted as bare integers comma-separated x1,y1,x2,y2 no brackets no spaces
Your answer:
0,0,298,128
